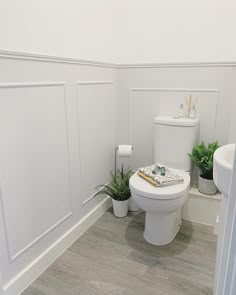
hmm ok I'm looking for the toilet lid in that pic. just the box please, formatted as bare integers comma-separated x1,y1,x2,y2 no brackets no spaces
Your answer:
129,169,190,200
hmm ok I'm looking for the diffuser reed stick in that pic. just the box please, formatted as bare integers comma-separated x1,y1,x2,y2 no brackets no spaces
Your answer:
185,95,192,117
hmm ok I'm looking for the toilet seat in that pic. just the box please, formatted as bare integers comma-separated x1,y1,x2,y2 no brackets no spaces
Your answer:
129,168,190,200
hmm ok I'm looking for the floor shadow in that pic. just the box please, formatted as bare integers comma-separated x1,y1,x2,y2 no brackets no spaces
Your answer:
125,211,193,260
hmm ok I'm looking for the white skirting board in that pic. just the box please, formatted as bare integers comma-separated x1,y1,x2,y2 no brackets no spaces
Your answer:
3,196,111,295
182,187,221,229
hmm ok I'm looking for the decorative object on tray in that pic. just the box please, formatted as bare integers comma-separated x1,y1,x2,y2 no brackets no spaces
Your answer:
138,164,184,187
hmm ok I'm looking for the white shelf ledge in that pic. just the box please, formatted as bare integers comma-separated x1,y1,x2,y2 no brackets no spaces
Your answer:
189,186,221,200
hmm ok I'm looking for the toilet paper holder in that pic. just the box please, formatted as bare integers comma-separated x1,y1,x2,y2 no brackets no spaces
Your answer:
115,145,133,178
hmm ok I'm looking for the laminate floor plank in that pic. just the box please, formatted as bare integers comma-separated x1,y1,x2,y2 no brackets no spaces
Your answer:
22,209,217,295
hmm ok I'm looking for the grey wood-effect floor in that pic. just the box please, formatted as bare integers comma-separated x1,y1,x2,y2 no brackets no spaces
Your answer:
22,209,217,295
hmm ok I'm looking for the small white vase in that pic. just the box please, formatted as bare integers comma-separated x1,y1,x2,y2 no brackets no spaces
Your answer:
128,196,140,211
198,175,218,195
112,199,129,217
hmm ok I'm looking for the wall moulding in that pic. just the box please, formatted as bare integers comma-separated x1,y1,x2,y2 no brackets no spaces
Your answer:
0,81,73,263
129,87,220,169
76,80,113,206
0,50,115,68
129,87,219,140
0,81,65,88
1,50,236,68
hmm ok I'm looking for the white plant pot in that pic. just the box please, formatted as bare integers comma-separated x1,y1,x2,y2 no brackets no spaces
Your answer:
129,196,140,211
198,175,218,195
112,199,129,217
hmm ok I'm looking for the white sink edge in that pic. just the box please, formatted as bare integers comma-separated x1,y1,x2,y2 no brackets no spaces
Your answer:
214,144,235,171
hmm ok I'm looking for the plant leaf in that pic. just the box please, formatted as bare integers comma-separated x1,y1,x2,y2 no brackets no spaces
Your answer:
188,141,220,179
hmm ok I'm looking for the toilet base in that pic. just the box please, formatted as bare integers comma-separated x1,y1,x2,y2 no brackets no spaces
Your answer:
143,209,182,245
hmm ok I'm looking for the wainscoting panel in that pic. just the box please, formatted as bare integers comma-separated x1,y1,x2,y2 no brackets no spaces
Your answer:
130,88,219,169
0,82,72,262
76,81,115,205
0,51,235,295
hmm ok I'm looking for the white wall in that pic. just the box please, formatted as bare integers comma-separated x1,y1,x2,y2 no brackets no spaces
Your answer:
0,0,118,63
0,2,236,294
228,69,236,143
1,1,236,64
116,66,235,169
117,0,236,64
0,56,116,294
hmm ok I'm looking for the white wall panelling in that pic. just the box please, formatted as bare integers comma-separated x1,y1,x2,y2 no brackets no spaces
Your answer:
0,51,235,294
0,52,116,294
0,0,236,290
228,74,236,143
3,197,111,295
76,81,115,205
129,87,219,169
116,66,235,158
0,82,73,262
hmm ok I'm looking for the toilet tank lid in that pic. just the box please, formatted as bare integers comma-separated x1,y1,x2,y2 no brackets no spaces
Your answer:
154,116,199,127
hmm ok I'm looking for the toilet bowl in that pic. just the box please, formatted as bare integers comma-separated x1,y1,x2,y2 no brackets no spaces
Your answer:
129,169,190,245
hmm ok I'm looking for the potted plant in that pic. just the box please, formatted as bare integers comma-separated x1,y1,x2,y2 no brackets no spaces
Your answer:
189,141,220,195
97,168,133,217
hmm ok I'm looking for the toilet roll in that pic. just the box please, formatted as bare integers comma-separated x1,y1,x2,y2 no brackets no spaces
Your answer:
117,145,133,157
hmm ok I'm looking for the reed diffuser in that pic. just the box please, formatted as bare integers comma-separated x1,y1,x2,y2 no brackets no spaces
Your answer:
185,95,198,118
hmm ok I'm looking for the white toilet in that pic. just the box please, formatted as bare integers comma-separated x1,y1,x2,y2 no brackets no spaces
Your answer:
129,116,199,245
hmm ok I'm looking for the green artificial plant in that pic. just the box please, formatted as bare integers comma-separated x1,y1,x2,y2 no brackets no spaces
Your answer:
189,141,220,180
97,167,133,201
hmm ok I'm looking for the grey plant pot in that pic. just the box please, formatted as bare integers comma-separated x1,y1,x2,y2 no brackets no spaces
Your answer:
198,175,218,195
